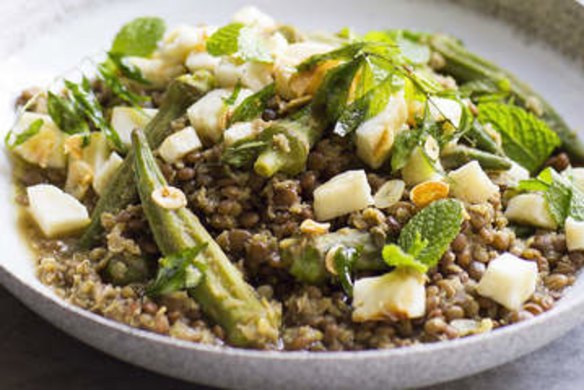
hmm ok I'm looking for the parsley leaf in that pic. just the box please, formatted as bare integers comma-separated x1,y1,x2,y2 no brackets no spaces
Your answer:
229,83,276,125
478,102,561,173
111,17,166,57
147,244,207,297
6,118,44,149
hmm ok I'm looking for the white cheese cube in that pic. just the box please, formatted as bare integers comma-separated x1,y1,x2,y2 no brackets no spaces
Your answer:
429,97,463,128
64,160,94,200
313,170,373,221
223,122,261,146
93,152,123,195
491,161,530,187
159,25,215,64
448,161,499,204
569,167,584,193
266,32,289,59
110,107,158,147
505,193,557,230
565,217,584,251
241,62,274,92
13,112,66,169
185,52,221,73
125,57,184,87
401,137,443,186
353,269,426,321
274,42,335,99
215,59,243,88
158,127,202,163
187,88,252,145
27,184,90,238
477,253,538,311
355,91,407,169
232,6,276,31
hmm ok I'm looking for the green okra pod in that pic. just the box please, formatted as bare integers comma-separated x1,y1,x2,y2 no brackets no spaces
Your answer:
441,143,512,171
79,74,214,248
281,229,387,284
132,129,280,348
430,34,584,162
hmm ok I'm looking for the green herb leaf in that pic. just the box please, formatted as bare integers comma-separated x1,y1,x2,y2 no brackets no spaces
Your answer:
478,102,561,173
332,246,360,297
518,167,584,225
223,82,242,106
65,78,126,152
47,91,90,135
222,139,268,167
311,56,365,127
334,74,404,136
147,243,207,297
97,62,148,107
364,30,430,65
391,126,426,172
230,83,276,125
382,242,428,273
7,118,44,149
107,53,151,84
111,17,166,57
395,199,464,268
206,23,245,56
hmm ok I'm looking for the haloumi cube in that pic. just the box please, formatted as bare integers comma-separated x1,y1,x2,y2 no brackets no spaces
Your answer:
476,253,538,310
313,170,373,221
93,152,123,195
448,161,499,203
565,217,584,251
158,127,202,163
27,184,90,238
110,107,158,147
353,268,426,321
125,57,184,87
505,193,557,230
13,112,66,169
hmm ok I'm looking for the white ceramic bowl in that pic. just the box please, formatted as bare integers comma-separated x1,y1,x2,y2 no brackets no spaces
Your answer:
1,1,584,388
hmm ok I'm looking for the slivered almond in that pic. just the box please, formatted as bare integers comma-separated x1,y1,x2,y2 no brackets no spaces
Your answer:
299,219,330,236
410,180,449,208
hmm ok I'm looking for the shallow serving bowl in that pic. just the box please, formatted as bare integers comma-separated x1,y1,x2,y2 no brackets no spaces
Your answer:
1,0,584,388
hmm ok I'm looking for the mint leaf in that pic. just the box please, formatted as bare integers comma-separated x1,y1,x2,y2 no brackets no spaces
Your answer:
478,102,561,173
364,30,430,65
391,127,425,172
65,78,126,153
97,62,148,107
397,199,464,268
111,17,166,57
382,243,428,273
206,23,245,56
47,91,90,136
7,118,44,149
311,56,365,127
230,83,276,125
222,139,268,167
223,82,242,106
147,243,207,297
107,53,151,84
206,23,272,62
334,74,404,136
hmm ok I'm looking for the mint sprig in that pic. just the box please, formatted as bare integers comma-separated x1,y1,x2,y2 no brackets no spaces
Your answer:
382,199,464,272
478,102,560,173
229,83,276,125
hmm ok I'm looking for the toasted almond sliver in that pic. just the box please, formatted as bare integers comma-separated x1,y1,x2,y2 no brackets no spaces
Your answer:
324,245,343,276
373,180,405,209
410,180,449,208
299,218,330,236
151,186,187,210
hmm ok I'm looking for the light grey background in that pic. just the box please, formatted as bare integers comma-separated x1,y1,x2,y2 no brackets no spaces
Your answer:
1,284,582,390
